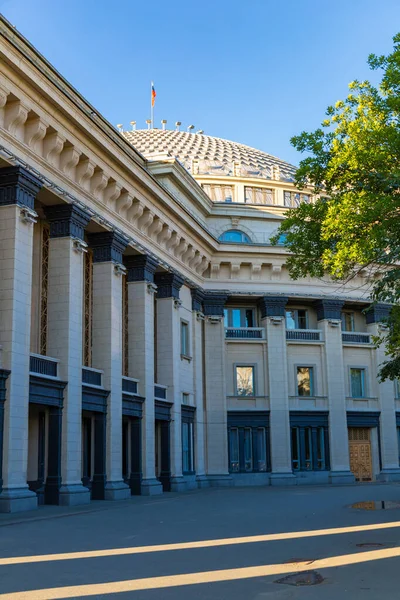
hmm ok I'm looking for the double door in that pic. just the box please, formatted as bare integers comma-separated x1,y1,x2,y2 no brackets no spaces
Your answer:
348,427,372,481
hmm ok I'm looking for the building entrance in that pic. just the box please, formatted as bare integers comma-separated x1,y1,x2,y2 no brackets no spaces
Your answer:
348,427,373,481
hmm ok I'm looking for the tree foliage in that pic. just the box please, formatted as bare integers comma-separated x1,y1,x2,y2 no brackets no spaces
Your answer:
272,34,400,380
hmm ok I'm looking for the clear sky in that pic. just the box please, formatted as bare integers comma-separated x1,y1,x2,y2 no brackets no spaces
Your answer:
1,0,399,165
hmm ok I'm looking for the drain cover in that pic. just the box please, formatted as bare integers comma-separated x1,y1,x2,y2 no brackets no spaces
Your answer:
351,501,400,510
356,542,385,548
275,571,324,586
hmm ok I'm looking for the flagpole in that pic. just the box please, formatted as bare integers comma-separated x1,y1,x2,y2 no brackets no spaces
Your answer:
151,81,154,129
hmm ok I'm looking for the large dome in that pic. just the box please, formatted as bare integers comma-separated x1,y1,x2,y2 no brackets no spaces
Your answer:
123,129,296,182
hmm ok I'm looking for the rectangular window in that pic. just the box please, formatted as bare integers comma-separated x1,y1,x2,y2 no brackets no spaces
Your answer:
350,368,366,398
286,309,308,329
236,366,255,397
182,393,190,405
397,427,400,466
297,366,314,397
180,321,189,357
291,427,300,470
224,307,255,328
395,379,400,399
284,191,311,207
182,421,194,473
256,428,267,472
228,428,239,472
244,428,253,472
341,312,355,332
244,186,274,205
317,428,326,470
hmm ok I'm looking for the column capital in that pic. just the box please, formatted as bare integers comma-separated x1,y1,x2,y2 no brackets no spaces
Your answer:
154,272,184,299
44,204,91,240
258,296,288,318
314,298,344,321
191,287,205,312
365,303,391,324
203,292,229,317
87,231,129,264
125,254,158,283
0,165,42,209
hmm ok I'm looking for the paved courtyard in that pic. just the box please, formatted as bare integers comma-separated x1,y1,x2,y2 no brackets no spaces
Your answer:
1,484,400,598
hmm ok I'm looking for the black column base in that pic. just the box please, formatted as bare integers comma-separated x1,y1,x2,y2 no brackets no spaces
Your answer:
45,475,62,505
92,475,106,500
129,471,142,495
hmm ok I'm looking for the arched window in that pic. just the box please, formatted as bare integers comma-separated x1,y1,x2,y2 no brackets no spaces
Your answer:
219,230,252,244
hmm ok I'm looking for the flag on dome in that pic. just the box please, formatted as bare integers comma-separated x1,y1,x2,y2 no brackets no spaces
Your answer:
151,82,156,107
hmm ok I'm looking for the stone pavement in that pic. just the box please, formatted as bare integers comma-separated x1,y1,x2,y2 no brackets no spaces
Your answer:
1,484,400,598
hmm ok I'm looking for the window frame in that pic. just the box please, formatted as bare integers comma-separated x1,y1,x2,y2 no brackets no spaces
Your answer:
218,230,252,244
227,425,270,473
224,307,256,328
181,420,195,474
341,311,355,332
296,365,315,397
291,425,328,472
285,308,309,330
180,319,191,360
349,367,367,398
234,364,256,397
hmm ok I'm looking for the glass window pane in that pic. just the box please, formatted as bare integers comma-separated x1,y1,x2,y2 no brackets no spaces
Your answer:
284,191,292,207
297,310,308,329
244,428,253,472
317,427,325,470
297,367,312,396
182,422,189,472
305,428,312,470
245,309,254,328
181,322,188,355
232,309,241,328
351,368,364,397
291,427,299,470
342,312,355,332
286,310,296,329
229,428,239,472
236,366,255,396
224,309,229,327
257,428,266,471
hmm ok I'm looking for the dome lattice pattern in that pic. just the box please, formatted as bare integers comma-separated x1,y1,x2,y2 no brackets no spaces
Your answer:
123,129,296,182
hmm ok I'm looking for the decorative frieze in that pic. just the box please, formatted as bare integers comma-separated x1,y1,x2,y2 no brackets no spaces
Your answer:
258,296,288,319
203,292,228,317
87,231,129,264
154,272,184,299
314,299,344,321
44,204,91,240
0,165,42,209
125,255,158,283
365,303,391,324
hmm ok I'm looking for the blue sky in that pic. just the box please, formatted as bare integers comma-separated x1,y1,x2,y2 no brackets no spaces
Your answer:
1,0,399,165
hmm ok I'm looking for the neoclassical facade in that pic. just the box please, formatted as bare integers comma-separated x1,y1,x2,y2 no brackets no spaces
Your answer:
0,16,399,513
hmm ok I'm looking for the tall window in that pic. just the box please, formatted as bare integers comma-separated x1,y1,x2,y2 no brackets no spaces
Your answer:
284,191,311,207
341,312,355,332
182,421,194,473
228,426,269,473
224,307,255,328
180,321,190,357
83,249,93,367
235,366,255,397
350,368,366,398
297,366,314,397
286,309,308,329
291,426,327,471
39,225,50,356
219,230,252,244
122,273,129,376
395,380,400,399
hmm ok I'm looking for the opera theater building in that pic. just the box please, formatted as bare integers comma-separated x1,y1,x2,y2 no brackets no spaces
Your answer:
0,15,399,513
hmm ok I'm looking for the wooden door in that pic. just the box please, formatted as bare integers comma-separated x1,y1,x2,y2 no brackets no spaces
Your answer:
348,428,372,481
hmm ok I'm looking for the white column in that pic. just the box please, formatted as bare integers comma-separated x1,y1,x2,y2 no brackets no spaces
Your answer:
260,297,295,485
0,166,41,512
203,294,231,486
88,232,130,501
367,305,400,481
45,204,92,505
126,256,162,495
155,272,185,492
191,289,207,485
315,300,354,483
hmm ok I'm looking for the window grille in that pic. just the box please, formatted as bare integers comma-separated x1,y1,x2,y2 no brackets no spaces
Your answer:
39,225,50,356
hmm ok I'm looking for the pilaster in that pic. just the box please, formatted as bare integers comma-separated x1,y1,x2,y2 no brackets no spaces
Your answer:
366,305,400,481
260,296,295,485
154,272,186,492
45,203,92,505
125,255,162,495
315,299,354,484
203,293,231,485
0,165,41,512
191,288,207,485
88,231,131,500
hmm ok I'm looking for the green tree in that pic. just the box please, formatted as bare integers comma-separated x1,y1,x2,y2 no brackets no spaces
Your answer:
272,34,400,380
